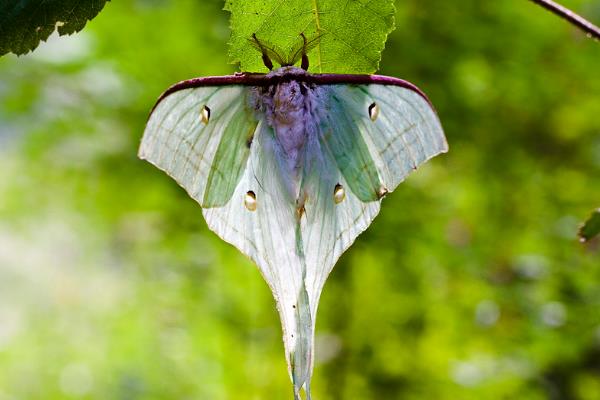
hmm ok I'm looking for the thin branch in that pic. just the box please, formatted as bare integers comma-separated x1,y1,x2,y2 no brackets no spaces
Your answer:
529,0,600,40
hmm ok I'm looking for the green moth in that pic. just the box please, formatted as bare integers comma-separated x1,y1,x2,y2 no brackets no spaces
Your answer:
139,34,447,399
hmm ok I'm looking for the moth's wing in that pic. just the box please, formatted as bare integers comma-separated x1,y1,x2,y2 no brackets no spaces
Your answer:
300,127,381,298
324,84,448,198
303,82,447,307
139,85,258,207
201,119,315,398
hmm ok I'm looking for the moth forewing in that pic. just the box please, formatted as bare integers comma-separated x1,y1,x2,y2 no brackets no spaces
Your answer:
140,85,261,210
332,83,447,192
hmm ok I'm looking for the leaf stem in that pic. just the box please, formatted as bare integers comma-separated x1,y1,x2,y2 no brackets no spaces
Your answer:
529,0,600,41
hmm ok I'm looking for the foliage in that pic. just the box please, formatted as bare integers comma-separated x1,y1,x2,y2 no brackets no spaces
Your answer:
225,0,395,73
0,0,111,56
580,209,600,242
0,0,599,399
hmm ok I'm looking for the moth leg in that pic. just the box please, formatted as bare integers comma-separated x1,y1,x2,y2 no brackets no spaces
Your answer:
252,33,274,70
300,33,309,70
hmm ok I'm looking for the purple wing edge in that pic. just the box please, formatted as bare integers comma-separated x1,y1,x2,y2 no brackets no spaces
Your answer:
150,73,436,115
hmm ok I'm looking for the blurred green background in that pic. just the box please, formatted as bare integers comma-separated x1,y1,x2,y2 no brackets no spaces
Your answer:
1,0,600,399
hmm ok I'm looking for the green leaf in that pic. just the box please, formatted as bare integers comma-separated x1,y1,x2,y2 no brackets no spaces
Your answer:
0,0,111,57
579,209,600,243
225,0,395,74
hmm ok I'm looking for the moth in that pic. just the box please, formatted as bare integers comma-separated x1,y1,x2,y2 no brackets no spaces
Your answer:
139,34,447,400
